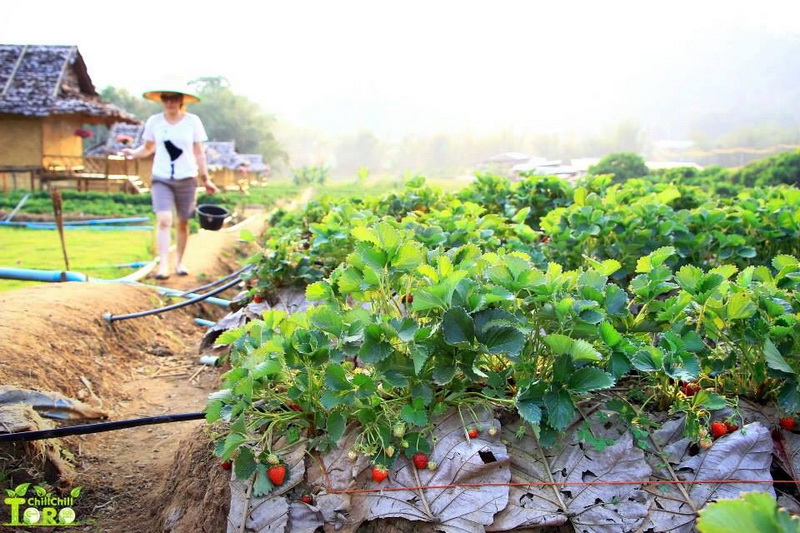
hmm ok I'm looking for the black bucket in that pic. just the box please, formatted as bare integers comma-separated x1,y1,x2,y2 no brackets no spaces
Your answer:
196,204,229,231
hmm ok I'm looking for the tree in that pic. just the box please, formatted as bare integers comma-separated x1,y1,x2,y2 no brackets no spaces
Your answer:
730,149,800,187
588,152,650,182
189,77,286,166
100,86,160,119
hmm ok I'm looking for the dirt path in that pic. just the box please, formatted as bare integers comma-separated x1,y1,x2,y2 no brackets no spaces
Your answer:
0,190,314,532
70,210,275,532
0,189,313,533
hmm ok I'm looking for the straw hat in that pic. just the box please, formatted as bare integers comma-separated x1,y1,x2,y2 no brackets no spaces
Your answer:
142,84,201,104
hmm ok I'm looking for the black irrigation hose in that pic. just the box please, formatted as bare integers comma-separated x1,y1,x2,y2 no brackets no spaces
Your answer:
0,412,205,443
103,276,242,323
177,263,253,297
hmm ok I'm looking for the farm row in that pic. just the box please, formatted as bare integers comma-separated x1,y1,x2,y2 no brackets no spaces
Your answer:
209,172,800,531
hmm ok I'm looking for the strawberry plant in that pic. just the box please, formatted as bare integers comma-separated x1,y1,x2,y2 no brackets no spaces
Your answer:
208,171,800,509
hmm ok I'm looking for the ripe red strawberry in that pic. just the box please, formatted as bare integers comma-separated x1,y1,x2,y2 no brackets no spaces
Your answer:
724,421,739,432
288,402,303,412
710,421,728,439
779,417,796,431
253,294,263,304
467,427,479,439
681,382,701,397
371,465,389,483
220,460,232,471
401,294,414,304
268,465,287,486
300,495,313,505
412,452,429,470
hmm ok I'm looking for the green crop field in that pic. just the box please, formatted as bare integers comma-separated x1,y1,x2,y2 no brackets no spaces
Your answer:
0,227,153,292
209,166,800,529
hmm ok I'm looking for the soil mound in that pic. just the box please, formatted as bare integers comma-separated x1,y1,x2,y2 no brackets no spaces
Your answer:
138,426,231,533
0,282,190,399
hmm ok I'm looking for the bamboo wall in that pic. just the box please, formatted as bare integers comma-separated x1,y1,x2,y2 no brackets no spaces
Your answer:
41,116,82,160
0,117,42,166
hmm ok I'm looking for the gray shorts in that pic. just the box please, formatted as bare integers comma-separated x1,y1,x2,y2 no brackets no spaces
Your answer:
151,177,198,220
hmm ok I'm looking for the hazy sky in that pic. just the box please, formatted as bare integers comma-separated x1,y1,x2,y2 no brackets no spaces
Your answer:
3,0,799,137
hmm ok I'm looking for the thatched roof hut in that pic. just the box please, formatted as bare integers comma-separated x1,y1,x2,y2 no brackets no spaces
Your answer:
0,44,139,174
237,153,269,174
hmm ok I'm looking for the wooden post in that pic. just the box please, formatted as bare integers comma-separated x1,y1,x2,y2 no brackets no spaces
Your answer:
2,173,6,194
50,189,70,273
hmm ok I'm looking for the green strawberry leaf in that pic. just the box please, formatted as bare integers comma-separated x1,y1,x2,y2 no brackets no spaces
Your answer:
479,325,525,360
401,402,428,426
220,433,247,461
206,401,223,423
311,306,343,337
392,243,423,271
234,447,257,480
765,339,795,376
725,293,757,321
327,411,346,443
306,281,334,301
599,322,622,347
442,307,475,347
253,463,273,497
567,367,615,393
544,389,575,431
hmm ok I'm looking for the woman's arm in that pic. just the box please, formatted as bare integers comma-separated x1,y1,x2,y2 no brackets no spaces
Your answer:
121,140,155,159
194,141,219,194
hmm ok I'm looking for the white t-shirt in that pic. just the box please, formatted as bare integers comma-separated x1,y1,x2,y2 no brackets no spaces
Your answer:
142,112,208,180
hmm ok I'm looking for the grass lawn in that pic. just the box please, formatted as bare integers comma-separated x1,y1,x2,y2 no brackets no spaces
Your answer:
0,227,153,292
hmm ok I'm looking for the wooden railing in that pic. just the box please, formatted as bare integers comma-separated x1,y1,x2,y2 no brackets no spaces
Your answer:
41,154,138,177
32,155,146,193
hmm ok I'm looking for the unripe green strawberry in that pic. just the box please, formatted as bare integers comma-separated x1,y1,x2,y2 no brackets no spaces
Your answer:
266,453,280,465
348,450,358,461
487,426,498,437
393,423,406,439
427,461,437,471
385,446,395,458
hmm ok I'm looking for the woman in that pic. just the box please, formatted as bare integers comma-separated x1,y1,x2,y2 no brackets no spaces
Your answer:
122,85,219,279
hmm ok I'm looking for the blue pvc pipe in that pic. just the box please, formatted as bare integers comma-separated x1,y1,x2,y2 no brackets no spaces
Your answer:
0,268,89,282
0,217,149,226
15,223,152,231
3,193,29,222
81,261,152,270
0,222,151,230
194,318,215,327
0,216,148,226
0,267,231,307
157,287,230,307
60,217,150,226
